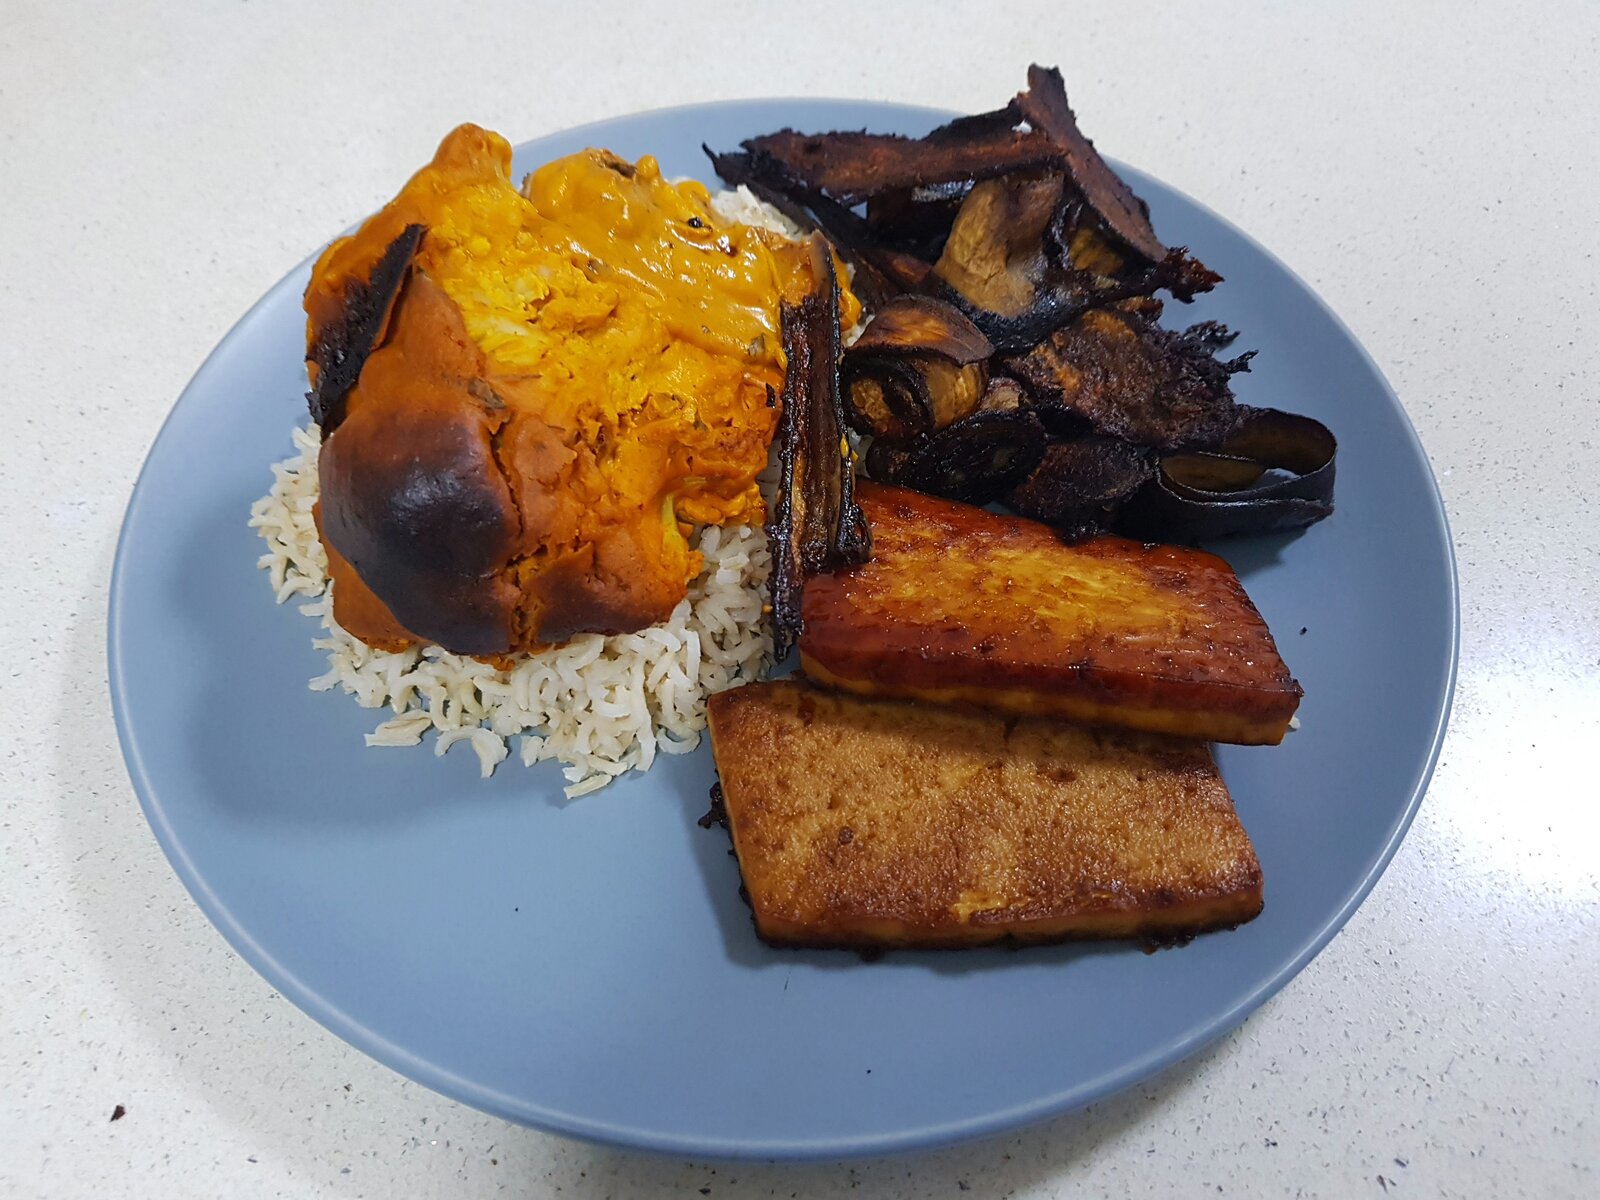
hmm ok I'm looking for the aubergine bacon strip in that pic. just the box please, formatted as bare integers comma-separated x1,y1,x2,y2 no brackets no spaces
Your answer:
766,235,871,661
928,172,1222,352
712,64,1220,332
1115,407,1336,542
841,296,993,441
306,223,424,433
1005,308,1254,452
739,125,1060,206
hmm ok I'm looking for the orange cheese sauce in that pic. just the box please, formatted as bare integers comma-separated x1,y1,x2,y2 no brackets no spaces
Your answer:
310,125,857,544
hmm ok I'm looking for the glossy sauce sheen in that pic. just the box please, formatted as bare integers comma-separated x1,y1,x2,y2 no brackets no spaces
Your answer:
800,483,1302,744
706,681,1264,949
306,126,859,652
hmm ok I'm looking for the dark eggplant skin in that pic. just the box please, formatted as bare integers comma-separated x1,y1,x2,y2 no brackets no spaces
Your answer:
1005,437,1156,541
767,237,871,662
1115,407,1337,542
736,125,1060,205
865,409,1046,506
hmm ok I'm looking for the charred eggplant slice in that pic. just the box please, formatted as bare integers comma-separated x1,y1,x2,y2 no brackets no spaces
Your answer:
720,67,1335,552
306,223,424,433
1005,437,1156,541
927,171,1213,353
1006,309,1253,451
841,296,993,440
974,376,1027,414
739,126,1059,205
932,172,1063,320
1116,407,1337,541
1016,64,1165,264
767,237,872,660
866,409,1046,505
865,185,969,260
706,148,928,308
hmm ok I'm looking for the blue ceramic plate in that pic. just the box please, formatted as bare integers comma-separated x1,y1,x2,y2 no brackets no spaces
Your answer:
109,101,1457,1160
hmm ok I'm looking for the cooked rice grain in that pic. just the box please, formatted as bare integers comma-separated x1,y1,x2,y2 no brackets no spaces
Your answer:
249,425,771,795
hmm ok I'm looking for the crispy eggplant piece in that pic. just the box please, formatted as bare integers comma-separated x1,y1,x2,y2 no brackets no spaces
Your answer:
740,126,1059,205
706,148,929,308
1017,64,1165,263
1117,407,1337,541
706,680,1264,949
864,186,967,260
1046,198,1220,304
933,171,1064,321
928,171,1208,353
865,409,1045,505
1006,309,1253,451
305,223,424,434
1005,437,1156,541
975,376,1027,414
841,296,993,440
767,237,871,660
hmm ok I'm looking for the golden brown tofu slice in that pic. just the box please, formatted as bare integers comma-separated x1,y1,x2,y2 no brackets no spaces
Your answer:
705,681,1264,950
800,482,1301,745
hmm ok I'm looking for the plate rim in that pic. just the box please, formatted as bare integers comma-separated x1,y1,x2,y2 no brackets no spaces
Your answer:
108,97,1460,1160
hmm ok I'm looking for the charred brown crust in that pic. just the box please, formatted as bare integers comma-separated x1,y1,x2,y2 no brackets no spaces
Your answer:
1006,309,1254,451
926,103,1024,144
768,238,871,661
306,223,424,434
1016,65,1165,263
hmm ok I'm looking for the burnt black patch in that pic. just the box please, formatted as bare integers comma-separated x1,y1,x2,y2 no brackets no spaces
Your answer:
306,223,424,433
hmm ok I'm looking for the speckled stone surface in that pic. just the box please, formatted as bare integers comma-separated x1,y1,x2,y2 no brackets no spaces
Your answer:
2,2,1596,1196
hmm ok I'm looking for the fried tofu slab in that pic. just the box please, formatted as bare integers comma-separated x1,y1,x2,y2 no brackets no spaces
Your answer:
706,681,1263,949
800,483,1301,745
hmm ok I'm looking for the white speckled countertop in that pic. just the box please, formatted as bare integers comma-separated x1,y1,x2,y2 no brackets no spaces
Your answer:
3,1,1596,1196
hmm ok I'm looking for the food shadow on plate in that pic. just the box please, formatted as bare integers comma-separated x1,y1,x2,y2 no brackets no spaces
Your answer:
668,763,1144,977
172,494,515,828
1210,526,1306,581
